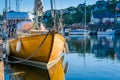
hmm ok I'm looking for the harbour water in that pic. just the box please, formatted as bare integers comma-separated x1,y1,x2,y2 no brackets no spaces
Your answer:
4,35,120,80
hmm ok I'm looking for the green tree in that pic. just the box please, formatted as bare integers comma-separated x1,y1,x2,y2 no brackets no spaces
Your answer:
72,12,82,23
63,13,74,25
112,0,117,3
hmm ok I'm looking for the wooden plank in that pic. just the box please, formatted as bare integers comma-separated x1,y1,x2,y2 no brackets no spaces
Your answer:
0,61,4,80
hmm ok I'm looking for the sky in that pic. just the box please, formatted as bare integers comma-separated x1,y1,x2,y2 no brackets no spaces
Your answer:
0,0,98,14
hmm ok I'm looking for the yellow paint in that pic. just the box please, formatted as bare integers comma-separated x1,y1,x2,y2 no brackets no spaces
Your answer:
9,33,65,63
10,60,65,80
49,60,65,80
0,61,4,80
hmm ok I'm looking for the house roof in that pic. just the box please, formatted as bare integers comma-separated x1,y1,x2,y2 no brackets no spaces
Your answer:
6,11,29,20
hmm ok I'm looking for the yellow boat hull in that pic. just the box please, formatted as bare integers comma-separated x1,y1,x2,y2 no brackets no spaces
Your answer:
9,32,65,63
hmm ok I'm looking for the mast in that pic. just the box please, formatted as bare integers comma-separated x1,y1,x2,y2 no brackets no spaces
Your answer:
16,0,18,11
84,1,86,30
50,0,54,13
114,7,117,24
34,0,43,29
50,0,55,28
4,0,8,20
16,0,22,12
5,0,8,12
9,0,11,11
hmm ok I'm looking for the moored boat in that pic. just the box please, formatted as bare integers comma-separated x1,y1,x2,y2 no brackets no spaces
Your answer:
69,29,89,37
8,30,66,69
5,0,68,69
97,29,115,35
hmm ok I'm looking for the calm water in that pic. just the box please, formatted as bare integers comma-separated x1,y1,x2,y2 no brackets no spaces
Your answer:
5,35,120,80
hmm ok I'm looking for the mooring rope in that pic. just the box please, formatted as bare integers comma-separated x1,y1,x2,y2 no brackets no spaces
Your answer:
4,30,51,63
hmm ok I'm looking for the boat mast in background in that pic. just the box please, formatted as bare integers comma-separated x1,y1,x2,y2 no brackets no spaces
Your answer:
16,0,19,11
5,0,8,13
3,0,8,20
16,0,22,12
9,0,11,11
84,1,86,30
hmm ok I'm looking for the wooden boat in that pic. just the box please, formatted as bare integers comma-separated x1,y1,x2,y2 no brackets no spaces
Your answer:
9,59,66,80
8,30,66,68
6,0,68,69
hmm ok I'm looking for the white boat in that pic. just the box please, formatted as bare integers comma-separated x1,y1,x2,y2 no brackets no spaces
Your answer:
69,34,90,41
69,29,89,36
97,29,115,35
69,1,89,37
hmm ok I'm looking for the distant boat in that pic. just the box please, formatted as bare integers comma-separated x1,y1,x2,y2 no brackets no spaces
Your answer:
97,29,115,35
69,1,89,37
69,29,89,36
69,34,90,41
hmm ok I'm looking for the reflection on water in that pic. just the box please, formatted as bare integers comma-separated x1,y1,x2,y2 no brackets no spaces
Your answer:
5,59,67,80
68,35,91,53
68,35,120,60
66,35,120,80
5,35,120,80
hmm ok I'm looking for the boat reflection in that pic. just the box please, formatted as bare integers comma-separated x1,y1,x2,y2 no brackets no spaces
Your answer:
68,35,91,53
7,59,68,80
67,35,120,60
92,35,115,59
69,35,90,41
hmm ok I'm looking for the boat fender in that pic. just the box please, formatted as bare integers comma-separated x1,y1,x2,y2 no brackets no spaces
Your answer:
64,42,69,54
64,62,68,74
16,39,21,53
5,41,10,55
2,42,6,49
63,47,67,53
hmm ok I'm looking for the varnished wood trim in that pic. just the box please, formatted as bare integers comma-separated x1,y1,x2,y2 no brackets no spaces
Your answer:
47,30,56,62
